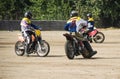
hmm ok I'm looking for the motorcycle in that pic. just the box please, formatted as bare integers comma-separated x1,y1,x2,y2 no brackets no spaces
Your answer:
63,33,92,59
15,28,50,57
87,28,105,43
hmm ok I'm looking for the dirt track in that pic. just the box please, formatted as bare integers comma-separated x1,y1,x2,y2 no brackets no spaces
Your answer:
0,29,120,79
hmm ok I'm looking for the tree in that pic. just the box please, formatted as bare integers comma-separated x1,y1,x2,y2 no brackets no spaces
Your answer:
0,0,33,20
29,0,72,20
0,0,120,27
74,0,120,27
98,0,120,27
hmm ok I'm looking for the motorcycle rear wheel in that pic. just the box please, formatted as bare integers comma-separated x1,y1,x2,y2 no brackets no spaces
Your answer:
65,41,75,59
15,41,25,56
93,32,105,43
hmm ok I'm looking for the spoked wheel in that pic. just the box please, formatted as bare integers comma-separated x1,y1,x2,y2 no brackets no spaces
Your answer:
93,32,105,43
65,41,75,59
36,40,50,57
15,41,25,56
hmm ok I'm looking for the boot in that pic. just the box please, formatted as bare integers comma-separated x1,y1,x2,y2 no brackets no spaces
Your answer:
89,51,97,58
82,41,97,58
24,43,29,57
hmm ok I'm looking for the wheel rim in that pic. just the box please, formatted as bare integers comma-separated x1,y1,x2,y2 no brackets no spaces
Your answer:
94,32,105,43
37,41,49,56
15,41,24,56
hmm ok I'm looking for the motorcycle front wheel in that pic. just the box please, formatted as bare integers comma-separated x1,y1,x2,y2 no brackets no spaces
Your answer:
36,40,50,57
93,32,105,43
15,41,25,56
65,41,75,59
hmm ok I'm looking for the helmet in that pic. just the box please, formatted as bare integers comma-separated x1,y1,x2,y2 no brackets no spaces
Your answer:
24,11,32,19
87,13,92,18
70,11,78,17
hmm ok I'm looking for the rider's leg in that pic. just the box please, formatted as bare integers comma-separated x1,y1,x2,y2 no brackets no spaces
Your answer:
74,32,97,57
75,32,84,41
84,29,93,43
24,31,32,56
82,41,97,57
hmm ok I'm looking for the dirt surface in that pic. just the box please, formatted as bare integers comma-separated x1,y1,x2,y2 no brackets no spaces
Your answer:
0,29,120,79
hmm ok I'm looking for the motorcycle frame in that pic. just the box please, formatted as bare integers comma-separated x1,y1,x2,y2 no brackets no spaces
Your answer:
88,29,98,37
63,33,84,54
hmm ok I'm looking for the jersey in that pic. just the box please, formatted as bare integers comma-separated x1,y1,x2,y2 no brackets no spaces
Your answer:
87,17,94,30
20,17,31,32
76,19,88,32
64,17,81,32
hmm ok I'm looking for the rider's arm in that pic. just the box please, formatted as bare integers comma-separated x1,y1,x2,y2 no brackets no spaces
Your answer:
31,24,41,30
20,19,29,27
31,24,38,29
76,19,88,32
64,23,71,31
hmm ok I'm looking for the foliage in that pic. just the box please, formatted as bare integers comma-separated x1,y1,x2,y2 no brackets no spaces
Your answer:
0,0,120,27
0,0,33,20
73,0,120,27
29,0,72,20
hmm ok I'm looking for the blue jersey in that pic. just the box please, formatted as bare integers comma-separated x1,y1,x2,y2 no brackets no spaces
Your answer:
64,22,76,32
64,17,81,32
87,17,94,30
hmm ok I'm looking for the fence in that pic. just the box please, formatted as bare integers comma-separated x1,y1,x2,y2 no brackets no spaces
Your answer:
1,20,118,31
0,20,66,31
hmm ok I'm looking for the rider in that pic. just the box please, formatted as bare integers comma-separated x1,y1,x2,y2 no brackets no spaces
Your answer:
64,11,97,58
20,11,40,56
85,13,95,42
86,13,94,32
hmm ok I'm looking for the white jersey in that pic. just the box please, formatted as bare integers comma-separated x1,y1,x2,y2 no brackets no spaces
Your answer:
76,19,88,32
